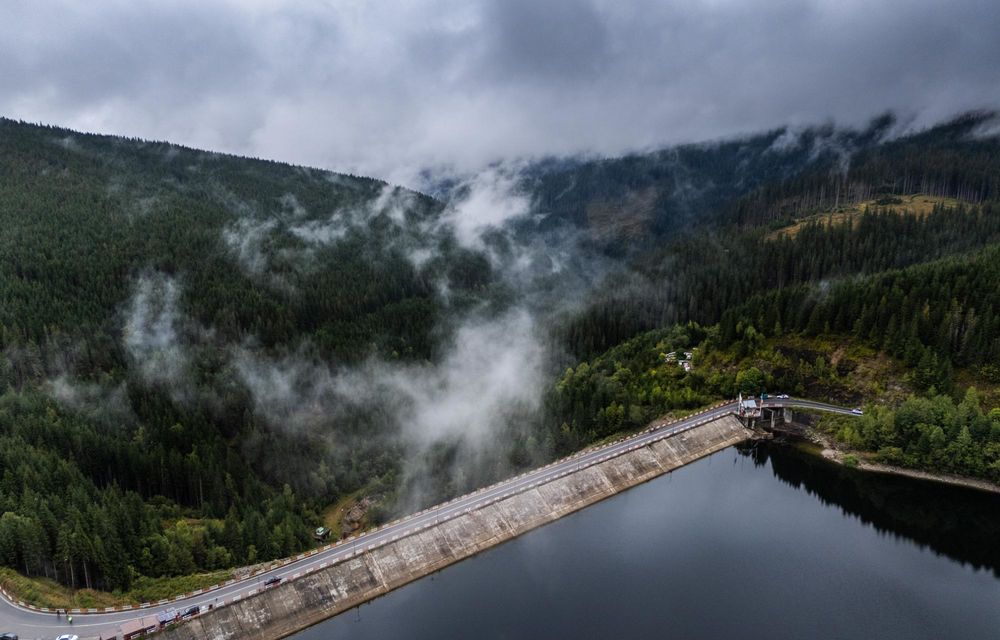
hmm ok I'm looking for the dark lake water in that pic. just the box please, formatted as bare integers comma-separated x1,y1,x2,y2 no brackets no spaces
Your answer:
294,443,1000,640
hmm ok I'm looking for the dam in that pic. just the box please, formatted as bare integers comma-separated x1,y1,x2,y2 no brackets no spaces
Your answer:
161,411,751,639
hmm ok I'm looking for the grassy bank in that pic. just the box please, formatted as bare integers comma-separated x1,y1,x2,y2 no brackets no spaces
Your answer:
0,567,235,610
789,434,1000,495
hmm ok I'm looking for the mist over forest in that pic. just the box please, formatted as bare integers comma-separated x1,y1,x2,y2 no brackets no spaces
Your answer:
1,109,1000,593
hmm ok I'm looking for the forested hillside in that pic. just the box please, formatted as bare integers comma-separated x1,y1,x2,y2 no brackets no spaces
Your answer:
542,113,1000,483
1,112,999,598
520,114,898,249
0,118,496,593
550,113,1000,360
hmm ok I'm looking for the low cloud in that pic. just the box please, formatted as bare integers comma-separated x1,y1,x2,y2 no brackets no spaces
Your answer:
389,310,544,446
232,308,547,509
222,185,426,278
53,156,618,512
46,375,136,427
3,1,998,182
122,272,208,402
440,166,532,247
971,113,1000,139
223,218,278,274
231,345,346,437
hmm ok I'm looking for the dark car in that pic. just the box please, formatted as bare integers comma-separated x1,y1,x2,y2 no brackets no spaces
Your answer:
182,605,201,618
0,632,18,640
264,576,283,588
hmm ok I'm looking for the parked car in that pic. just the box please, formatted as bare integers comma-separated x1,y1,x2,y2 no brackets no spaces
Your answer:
0,632,19,640
182,604,201,619
264,576,283,588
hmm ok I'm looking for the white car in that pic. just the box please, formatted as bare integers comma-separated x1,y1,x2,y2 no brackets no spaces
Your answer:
851,408,864,415
777,394,790,399
56,635,79,640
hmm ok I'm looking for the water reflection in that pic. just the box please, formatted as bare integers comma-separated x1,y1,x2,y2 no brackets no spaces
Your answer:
742,441,1000,576
294,444,1000,640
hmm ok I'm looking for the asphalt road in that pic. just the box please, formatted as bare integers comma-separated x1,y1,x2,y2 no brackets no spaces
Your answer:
0,397,856,639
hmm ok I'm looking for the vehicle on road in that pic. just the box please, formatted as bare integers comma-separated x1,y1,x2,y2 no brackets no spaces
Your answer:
55,635,78,640
0,632,18,640
157,607,179,626
264,576,283,588
182,604,201,618
851,408,864,415
777,394,790,399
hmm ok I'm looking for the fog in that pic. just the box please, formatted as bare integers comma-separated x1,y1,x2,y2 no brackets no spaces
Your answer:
232,308,547,509
41,107,971,514
221,169,574,508
14,0,998,516
122,273,197,402
57,164,573,511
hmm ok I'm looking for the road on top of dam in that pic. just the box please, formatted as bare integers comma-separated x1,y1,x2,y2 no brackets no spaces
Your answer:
0,397,857,639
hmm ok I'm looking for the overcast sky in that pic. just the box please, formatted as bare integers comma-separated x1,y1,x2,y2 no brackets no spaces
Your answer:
3,0,1000,184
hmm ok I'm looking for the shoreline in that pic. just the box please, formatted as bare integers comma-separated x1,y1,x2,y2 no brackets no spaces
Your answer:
786,426,1000,495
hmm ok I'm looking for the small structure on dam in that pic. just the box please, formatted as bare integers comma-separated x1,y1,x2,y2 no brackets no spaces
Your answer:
737,393,761,419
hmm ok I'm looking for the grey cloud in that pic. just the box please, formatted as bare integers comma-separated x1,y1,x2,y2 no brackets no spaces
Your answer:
1,0,999,182
1,3,260,106
482,0,610,83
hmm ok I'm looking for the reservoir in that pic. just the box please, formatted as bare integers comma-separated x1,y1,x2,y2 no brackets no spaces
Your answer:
293,443,1000,639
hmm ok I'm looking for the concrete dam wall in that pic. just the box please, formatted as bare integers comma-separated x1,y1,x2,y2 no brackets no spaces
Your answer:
162,414,752,640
